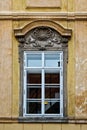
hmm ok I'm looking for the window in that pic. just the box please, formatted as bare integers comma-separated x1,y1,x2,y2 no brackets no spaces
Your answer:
14,23,72,120
23,51,63,117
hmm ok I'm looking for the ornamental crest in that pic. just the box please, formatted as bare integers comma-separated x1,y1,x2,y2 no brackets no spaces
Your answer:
22,27,68,50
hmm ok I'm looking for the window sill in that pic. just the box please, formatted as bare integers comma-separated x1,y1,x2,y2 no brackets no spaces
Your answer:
18,117,87,123
18,116,68,123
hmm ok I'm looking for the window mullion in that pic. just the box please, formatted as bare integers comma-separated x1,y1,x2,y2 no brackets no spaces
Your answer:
23,52,27,116
60,52,63,116
42,52,45,115
60,70,63,116
23,69,27,116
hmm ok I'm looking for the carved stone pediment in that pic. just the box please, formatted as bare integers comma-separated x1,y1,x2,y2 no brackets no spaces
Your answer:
14,20,72,50
15,26,69,50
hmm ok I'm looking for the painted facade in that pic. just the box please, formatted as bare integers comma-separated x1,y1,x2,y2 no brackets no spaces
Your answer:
0,0,87,129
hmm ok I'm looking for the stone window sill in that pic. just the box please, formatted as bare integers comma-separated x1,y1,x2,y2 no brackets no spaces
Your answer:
18,117,87,123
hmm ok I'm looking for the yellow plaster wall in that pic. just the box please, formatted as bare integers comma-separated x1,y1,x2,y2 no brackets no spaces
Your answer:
68,0,75,12
0,123,87,130
75,0,87,11
0,0,12,11
0,0,87,121
0,0,87,12
0,21,12,117
4,123,23,130
12,21,20,117
12,0,87,12
12,0,68,12
75,21,87,118
67,21,75,117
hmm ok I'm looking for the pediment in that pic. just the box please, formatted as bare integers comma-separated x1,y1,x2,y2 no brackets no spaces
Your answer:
14,20,72,50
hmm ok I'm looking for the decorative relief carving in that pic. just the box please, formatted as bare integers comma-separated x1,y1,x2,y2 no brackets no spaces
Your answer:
14,20,72,54
16,27,69,50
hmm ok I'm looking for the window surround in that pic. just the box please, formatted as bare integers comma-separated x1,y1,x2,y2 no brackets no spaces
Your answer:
14,20,72,122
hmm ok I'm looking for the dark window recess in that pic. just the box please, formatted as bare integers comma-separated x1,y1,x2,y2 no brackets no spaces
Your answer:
45,73,60,84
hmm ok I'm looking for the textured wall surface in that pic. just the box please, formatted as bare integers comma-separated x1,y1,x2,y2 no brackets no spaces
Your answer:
12,0,67,11
0,0,12,11
0,21,12,117
75,0,87,11
0,123,87,130
75,21,87,117
26,0,61,7
0,0,87,127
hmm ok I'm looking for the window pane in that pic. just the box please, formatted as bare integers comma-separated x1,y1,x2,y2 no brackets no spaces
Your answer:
45,73,60,84
45,101,60,114
45,87,60,98
27,87,41,98
45,53,60,67
27,72,41,84
27,54,42,67
26,101,41,114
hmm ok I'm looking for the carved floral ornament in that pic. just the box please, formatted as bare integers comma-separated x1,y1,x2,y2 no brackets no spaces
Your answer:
14,20,72,50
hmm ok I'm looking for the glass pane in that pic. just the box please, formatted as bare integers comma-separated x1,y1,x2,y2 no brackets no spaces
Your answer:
45,87,60,98
27,87,41,98
27,72,41,84
45,73,60,84
26,101,41,114
27,54,42,67
45,53,60,67
45,101,60,114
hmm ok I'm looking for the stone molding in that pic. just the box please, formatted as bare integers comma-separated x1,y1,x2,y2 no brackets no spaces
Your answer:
0,117,87,123
0,12,87,20
14,20,72,37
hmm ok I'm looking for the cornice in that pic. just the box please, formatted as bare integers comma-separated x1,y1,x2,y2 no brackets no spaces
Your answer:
0,11,87,20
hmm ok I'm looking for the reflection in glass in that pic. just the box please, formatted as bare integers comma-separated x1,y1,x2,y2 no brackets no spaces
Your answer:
45,73,60,84
45,53,60,67
27,72,41,84
45,101,60,114
45,87,60,98
27,87,41,98
27,54,42,67
27,101,41,114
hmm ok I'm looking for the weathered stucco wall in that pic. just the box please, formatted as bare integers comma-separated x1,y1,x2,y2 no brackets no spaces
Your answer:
12,0,67,12
67,21,75,117
0,0,87,128
0,123,87,130
75,0,87,11
0,21,12,117
0,0,12,11
75,21,87,117
12,21,20,117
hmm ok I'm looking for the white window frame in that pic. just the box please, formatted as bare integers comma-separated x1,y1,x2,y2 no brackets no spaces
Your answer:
23,51,63,117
